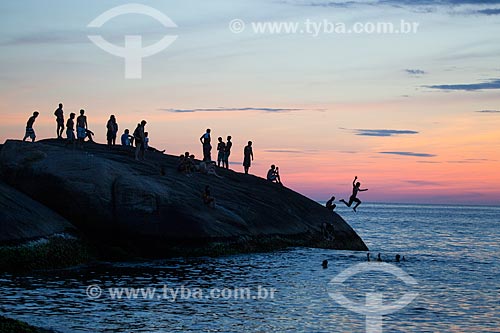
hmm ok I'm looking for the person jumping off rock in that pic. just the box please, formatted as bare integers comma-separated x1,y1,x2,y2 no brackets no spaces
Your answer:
339,176,368,212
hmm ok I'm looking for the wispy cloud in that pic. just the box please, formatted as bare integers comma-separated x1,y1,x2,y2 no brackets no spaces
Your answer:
405,69,426,76
475,8,500,15
263,149,319,154
0,32,86,46
160,107,306,113
425,78,500,91
406,180,441,186
476,110,500,113
379,151,436,157
448,158,495,164
294,0,500,11
341,128,419,137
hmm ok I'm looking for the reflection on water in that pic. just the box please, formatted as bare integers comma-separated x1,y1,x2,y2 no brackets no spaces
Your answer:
1,204,499,332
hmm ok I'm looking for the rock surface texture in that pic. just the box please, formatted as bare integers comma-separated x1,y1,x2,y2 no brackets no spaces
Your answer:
0,140,368,255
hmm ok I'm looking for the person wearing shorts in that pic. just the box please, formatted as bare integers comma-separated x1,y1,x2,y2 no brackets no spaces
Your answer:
23,111,39,142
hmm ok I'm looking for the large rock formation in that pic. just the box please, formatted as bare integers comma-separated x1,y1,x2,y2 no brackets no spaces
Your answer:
0,180,75,244
0,139,367,255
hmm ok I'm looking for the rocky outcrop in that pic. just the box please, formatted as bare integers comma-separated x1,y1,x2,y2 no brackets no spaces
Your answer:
0,180,75,244
0,139,368,255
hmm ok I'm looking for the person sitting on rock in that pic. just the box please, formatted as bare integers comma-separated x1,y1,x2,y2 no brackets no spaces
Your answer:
144,132,165,154
177,152,191,175
65,112,76,147
121,129,133,146
206,161,222,178
202,185,215,208
266,165,282,185
199,161,222,178
326,196,336,211
177,154,186,172
23,111,39,142
189,154,197,172
85,129,95,143
321,222,335,241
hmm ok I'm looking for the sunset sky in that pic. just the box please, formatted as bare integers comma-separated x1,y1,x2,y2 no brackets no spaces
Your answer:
1,0,499,204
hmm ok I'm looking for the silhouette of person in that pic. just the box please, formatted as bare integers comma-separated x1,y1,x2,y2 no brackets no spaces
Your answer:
85,129,95,143
65,112,76,147
217,137,226,167
144,132,165,153
376,253,382,262
339,176,368,212
243,141,253,174
54,103,64,139
267,165,283,185
76,109,88,148
121,129,133,146
200,129,212,162
322,260,328,268
133,120,147,161
367,253,371,262
326,196,336,211
224,135,232,169
202,185,215,208
395,254,401,262
23,111,39,142
106,115,118,146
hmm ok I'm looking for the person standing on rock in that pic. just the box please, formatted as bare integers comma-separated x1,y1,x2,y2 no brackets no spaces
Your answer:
76,109,88,148
339,176,368,212
200,128,212,162
134,120,147,161
22,111,39,142
54,103,64,139
65,112,76,147
224,135,232,169
216,137,226,167
243,141,253,174
106,115,118,146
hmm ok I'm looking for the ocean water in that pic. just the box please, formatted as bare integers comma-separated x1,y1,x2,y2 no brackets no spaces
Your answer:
1,203,499,332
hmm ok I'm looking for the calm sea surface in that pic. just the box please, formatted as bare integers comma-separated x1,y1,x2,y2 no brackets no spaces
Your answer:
1,203,499,332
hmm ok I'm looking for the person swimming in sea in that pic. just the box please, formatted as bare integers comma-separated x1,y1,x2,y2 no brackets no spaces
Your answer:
339,176,368,212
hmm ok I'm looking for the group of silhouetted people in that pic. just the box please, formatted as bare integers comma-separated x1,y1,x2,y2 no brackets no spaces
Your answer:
22,104,167,161
200,129,234,169
22,105,372,213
